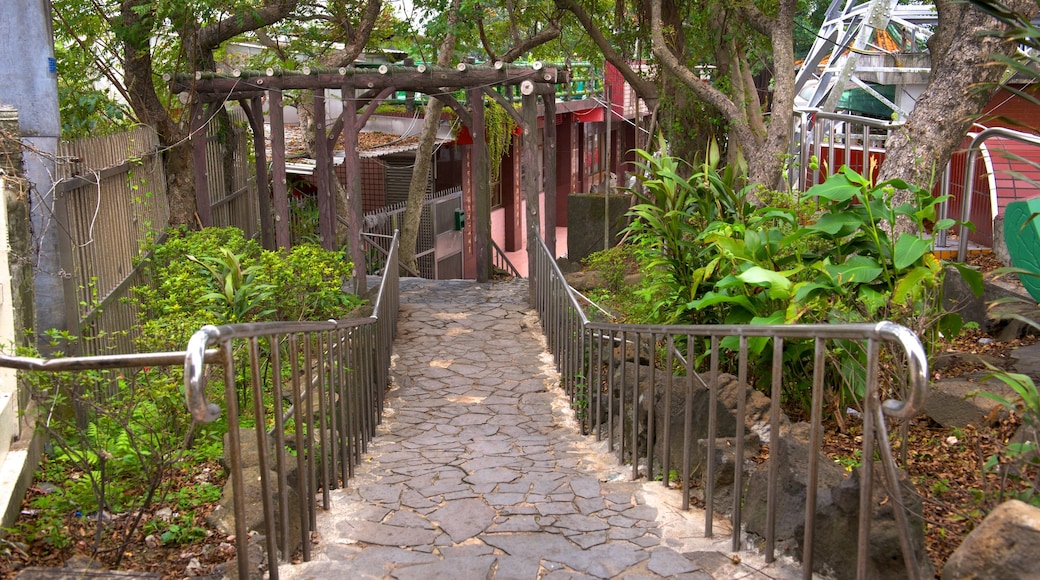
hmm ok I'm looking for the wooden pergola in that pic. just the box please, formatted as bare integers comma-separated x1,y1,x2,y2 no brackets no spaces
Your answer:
174,63,568,287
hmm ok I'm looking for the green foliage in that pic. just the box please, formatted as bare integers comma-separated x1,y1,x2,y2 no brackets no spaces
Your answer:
258,243,361,321
483,98,517,184
190,248,277,323
11,223,362,560
142,512,210,546
979,367,1040,507
620,138,981,416
134,227,360,351
623,135,757,323
582,245,635,294
13,334,203,560
58,86,134,139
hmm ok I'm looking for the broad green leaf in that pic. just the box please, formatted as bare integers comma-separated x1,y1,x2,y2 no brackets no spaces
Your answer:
825,256,884,285
720,311,785,355
933,218,957,231
795,281,836,302
878,178,913,190
736,270,790,293
857,286,888,317
938,313,965,339
738,266,793,299
950,262,985,297
807,212,861,235
688,291,757,313
715,274,744,289
893,266,933,304
805,173,858,203
893,233,933,270
842,166,870,187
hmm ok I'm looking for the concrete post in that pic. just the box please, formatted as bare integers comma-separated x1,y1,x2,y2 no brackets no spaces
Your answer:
0,0,64,351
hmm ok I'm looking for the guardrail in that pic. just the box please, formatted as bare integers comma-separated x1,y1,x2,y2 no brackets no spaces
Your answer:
529,235,928,579
183,230,400,579
956,127,1040,261
491,239,522,278
0,230,400,580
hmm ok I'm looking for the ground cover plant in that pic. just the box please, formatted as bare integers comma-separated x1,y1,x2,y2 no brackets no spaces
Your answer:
0,227,361,578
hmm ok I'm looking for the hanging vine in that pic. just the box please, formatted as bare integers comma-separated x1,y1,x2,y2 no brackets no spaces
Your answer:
484,98,517,184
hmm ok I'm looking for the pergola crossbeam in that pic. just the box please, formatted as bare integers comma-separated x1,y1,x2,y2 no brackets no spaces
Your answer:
176,64,568,285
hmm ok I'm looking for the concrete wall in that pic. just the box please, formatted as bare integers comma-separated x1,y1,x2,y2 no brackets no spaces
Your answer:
0,108,43,532
566,193,632,264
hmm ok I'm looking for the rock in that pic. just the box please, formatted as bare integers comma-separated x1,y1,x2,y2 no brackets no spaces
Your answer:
62,555,104,571
743,423,932,580
942,499,1040,580
990,299,1040,342
555,257,582,275
943,265,1039,337
1011,342,1040,381
925,376,1017,428
744,422,847,544
219,532,268,580
154,507,173,521
564,270,608,292
209,429,303,560
604,361,776,497
993,215,1011,268
206,465,302,559
222,429,269,472
622,272,643,288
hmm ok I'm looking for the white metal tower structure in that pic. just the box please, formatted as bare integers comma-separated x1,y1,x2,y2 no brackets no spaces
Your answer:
795,0,938,120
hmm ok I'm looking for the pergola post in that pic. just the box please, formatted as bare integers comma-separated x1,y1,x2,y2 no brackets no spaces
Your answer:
543,93,557,259
313,91,336,250
268,89,291,249
189,100,212,227
521,88,541,295
242,96,275,250
506,134,522,252
468,88,490,282
341,87,367,296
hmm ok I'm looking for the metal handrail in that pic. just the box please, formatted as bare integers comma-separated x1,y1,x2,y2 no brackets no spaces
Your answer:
180,230,401,580
957,127,1040,261
529,234,928,580
490,239,522,278
0,231,401,580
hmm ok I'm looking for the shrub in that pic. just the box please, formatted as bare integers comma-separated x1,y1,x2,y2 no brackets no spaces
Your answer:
620,141,982,417
133,227,361,351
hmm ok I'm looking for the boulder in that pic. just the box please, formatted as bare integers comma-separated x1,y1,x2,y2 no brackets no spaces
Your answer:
565,270,609,292
744,423,933,579
605,361,774,495
942,265,1039,338
942,499,1040,580
207,429,302,559
925,375,1017,428
1011,342,1040,381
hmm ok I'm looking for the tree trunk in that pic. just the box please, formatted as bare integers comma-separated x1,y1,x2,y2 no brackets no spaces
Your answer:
165,143,197,226
877,0,1039,231
400,0,463,273
399,100,440,272
650,0,796,193
119,0,300,228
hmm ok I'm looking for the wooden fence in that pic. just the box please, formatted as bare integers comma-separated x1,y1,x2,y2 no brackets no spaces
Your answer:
53,109,258,355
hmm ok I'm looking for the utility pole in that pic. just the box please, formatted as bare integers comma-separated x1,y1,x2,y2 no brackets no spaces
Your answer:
0,0,64,352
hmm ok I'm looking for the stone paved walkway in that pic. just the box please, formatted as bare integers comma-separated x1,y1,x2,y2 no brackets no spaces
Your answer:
280,279,803,580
